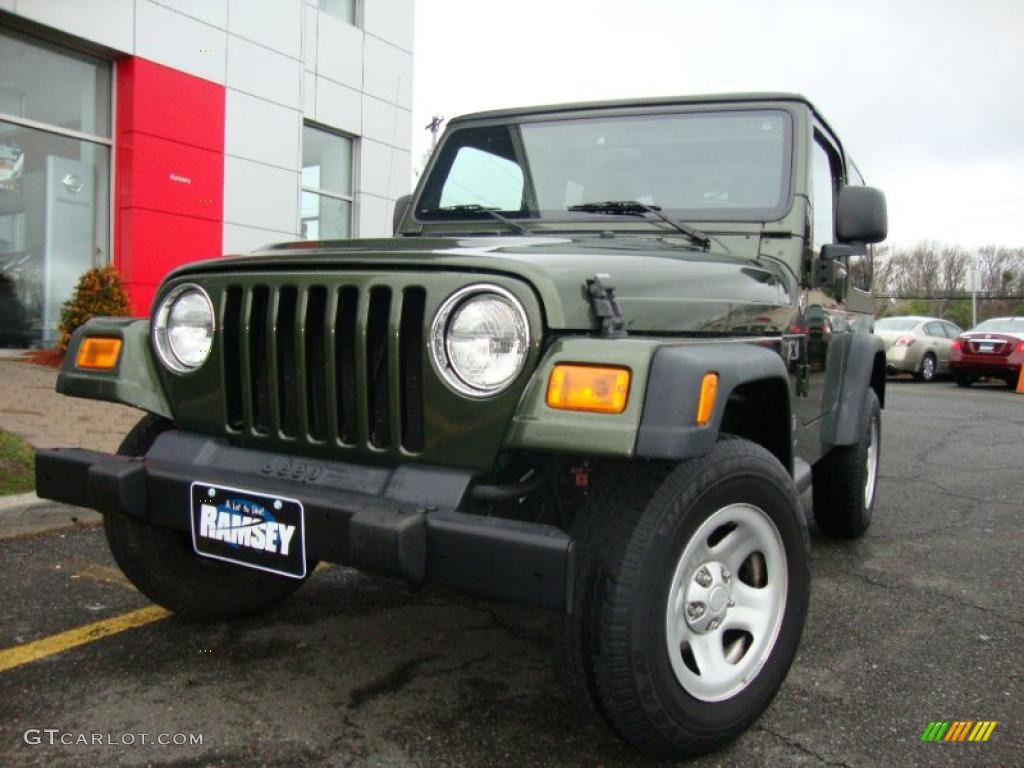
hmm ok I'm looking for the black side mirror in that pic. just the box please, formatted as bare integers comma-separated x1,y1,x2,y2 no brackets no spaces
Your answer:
392,194,412,235
836,186,887,244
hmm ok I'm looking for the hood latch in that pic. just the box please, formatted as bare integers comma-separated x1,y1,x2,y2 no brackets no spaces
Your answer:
585,274,628,339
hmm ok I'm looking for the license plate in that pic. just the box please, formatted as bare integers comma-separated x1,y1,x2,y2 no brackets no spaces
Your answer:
979,343,995,353
190,482,307,579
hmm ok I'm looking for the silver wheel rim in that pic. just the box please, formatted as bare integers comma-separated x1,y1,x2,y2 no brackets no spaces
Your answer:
865,416,879,509
922,356,935,380
664,503,787,702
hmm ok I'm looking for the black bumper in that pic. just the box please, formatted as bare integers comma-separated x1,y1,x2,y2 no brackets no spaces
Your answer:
35,431,574,611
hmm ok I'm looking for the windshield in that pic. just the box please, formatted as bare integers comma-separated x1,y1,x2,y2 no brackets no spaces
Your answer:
416,109,793,223
973,318,1024,333
875,318,920,331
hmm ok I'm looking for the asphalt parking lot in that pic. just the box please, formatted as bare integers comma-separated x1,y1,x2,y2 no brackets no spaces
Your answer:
0,379,1021,767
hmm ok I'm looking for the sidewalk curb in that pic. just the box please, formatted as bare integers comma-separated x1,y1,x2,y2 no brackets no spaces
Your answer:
0,492,42,511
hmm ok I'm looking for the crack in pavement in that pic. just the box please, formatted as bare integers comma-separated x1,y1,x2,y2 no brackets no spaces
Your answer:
756,724,855,768
346,653,490,709
841,568,1024,630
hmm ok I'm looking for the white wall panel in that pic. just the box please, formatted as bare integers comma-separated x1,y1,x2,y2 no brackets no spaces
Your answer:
356,192,389,238
361,94,411,151
358,138,392,199
136,0,226,82
315,76,361,135
302,3,318,71
225,90,301,171
303,71,316,116
224,156,299,233
226,35,302,108
363,0,414,52
316,10,363,89
223,222,296,254
14,0,134,52
362,36,412,109
150,0,227,29
228,0,303,59
388,148,412,199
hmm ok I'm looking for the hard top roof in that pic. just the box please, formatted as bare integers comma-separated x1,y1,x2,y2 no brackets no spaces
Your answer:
448,92,818,124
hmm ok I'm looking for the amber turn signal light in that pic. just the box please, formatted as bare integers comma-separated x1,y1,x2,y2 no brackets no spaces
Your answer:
546,364,630,414
76,337,122,371
696,372,719,426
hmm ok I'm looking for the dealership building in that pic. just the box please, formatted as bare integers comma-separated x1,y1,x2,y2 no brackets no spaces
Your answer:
0,0,415,345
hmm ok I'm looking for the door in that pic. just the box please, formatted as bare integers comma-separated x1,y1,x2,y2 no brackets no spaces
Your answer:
795,130,846,428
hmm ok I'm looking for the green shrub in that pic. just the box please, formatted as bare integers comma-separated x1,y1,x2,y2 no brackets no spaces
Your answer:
56,266,132,354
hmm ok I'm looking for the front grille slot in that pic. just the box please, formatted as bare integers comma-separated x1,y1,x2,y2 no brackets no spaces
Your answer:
224,280,427,455
223,286,244,430
304,286,328,441
276,286,299,437
249,286,271,434
366,287,392,449
336,286,359,444
399,287,426,452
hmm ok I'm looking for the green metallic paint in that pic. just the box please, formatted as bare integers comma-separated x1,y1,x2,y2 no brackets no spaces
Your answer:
505,336,664,457
152,270,545,471
57,318,172,419
175,234,796,334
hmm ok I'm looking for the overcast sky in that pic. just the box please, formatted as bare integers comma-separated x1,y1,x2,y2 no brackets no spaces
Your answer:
412,0,1024,249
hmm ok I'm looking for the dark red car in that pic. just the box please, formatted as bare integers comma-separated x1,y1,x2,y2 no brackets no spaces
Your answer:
950,317,1024,387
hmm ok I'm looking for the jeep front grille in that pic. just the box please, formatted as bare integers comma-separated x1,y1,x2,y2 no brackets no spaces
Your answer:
221,282,427,453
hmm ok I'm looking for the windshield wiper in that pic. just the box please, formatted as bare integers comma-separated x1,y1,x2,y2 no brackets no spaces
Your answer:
436,204,531,235
568,201,711,250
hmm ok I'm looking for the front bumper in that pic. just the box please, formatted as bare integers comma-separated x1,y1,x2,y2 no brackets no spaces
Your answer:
35,431,573,611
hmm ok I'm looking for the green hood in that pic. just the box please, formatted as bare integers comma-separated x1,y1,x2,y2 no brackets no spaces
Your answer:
172,235,794,334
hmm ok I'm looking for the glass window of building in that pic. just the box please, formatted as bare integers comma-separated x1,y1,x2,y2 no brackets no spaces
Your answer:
301,124,353,241
0,28,111,347
318,0,358,26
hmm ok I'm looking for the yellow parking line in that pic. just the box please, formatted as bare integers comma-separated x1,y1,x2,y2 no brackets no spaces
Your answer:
0,605,171,674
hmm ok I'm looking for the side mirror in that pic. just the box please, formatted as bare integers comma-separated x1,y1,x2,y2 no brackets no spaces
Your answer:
392,194,412,235
816,244,853,299
836,186,887,244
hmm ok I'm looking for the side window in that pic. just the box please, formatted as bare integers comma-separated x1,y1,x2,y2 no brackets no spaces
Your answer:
923,321,943,338
439,147,524,211
943,322,962,339
811,136,837,253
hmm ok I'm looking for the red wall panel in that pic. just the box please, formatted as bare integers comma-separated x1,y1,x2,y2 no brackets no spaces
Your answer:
114,57,225,314
117,132,223,221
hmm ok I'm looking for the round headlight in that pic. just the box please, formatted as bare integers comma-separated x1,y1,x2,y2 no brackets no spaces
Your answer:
153,284,215,373
431,285,529,397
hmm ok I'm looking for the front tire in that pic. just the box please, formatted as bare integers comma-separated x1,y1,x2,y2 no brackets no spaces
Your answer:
954,374,973,388
812,389,881,539
558,440,810,757
104,414,312,621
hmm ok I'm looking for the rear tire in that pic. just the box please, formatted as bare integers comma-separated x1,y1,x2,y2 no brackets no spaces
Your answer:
812,389,880,539
104,414,312,621
557,440,809,757
954,375,973,388
914,353,936,382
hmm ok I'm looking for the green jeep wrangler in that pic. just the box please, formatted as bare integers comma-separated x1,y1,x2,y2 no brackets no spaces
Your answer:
37,93,887,758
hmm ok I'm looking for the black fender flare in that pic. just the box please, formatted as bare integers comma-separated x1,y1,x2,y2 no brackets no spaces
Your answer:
635,342,793,471
820,332,886,446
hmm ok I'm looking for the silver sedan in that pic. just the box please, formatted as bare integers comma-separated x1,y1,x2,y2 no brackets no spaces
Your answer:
875,316,963,382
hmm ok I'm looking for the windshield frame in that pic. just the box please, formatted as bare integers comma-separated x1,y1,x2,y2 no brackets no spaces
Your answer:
412,104,797,230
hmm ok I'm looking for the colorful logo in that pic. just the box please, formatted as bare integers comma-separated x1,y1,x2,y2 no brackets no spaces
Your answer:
921,721,997,742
